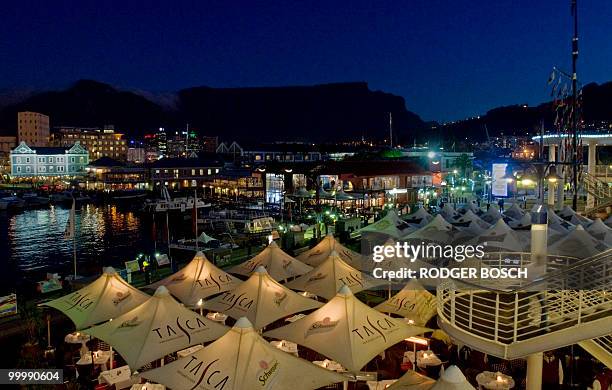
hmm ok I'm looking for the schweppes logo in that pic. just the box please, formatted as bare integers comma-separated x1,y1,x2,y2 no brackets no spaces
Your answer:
338,272,364,288
307,273,326,283
112,291,131,305
257,359,280,386
118,316,142,328
351,316,398,344
273,291,287,307
305,317,338,337
218,292,254,312
195,273,234,292
152,316,209,344
240,259,262,273
281,259,291,269
182,355,229,390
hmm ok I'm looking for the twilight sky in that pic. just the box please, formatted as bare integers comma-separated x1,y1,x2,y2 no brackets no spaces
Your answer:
1,0,611,122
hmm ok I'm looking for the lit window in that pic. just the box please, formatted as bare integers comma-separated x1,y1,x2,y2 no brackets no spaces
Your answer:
207,169,212,175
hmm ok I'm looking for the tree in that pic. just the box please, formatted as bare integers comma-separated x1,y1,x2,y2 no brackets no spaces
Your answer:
452,154,473,178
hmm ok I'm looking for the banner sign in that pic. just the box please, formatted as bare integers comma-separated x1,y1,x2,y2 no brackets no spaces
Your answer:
492,163,508,197
0,294,17,318
125,260,141,273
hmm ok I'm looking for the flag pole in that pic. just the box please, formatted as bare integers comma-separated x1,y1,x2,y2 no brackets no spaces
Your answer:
194,188,199,252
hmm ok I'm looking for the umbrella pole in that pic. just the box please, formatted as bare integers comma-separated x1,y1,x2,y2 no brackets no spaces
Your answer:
110,346,114,369
46,314,51,349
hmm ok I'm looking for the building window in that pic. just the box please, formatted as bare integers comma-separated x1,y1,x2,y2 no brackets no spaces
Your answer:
16,167,21,172
26,157,30,163
49,157,53,163
191,169,196,175
16,157,21,163
199,169,203,175
207,169,212,175
71,157,75,163
215,168,219,173
26,166,31,173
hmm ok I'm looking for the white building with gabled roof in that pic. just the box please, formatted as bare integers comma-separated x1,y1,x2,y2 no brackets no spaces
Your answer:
10,141,89,177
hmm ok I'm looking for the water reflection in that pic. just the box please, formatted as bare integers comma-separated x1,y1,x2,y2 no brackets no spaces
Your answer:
2,205,153,290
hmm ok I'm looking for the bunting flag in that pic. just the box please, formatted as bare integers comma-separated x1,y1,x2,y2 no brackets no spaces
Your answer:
64,199,75,240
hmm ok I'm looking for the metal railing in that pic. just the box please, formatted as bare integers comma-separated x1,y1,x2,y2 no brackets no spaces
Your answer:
584,172,612,201
437,250,612,346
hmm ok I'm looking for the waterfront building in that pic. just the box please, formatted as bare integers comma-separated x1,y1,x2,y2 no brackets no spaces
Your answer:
216,141,322,163
211,167,264,199
18,111,50,147
0,136,17,157
10,141,89,178
150,157,224,189
127,146,146,163
201,136,219,153
52,126,128,161
86,157,148,190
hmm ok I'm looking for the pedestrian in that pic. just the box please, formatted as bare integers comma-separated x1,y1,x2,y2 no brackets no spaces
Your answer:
498,198,504,212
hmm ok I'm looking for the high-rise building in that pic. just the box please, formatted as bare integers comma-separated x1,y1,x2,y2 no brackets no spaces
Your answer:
18,112,50,147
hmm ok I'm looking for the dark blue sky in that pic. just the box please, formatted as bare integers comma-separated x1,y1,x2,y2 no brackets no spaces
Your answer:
1,0,611,122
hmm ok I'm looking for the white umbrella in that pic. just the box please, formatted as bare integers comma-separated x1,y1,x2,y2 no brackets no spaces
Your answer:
504,203,525,220
403,215,455,245
264,286,429,373
141,317,346,390
204,266,322,329
586,218,612,246
297,233,369,270
286,251,385,300
430,365,475,390
43,267,149,329
467,219,528,252
440,203,458,221
83,286,228,370
481,206,503,224
374,280,437,326
507,212,531,229
387,370,436,390
404,207,434,227
358,210,414,240
548,210,575,233
548,225,609,258
557,205,593,227
196,232,219,244
151,252,241,307
228,241,312,281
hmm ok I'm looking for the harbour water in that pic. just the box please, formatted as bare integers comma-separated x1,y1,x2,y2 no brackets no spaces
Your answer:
0,204,158,295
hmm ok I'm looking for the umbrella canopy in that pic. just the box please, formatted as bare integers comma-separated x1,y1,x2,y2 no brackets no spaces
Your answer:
286,251,385,300
197,232,219,244
403,215,455,245
452,210,490,230
467,219,528,252
335,189,355,201
374,280,437,326
458,201,481,215
586,218,612,246
265,286,429,372
404,207,434,227
84,286,228,370
548,210,575,233
504,203,525,220
43,267,149,329
141,317,346,390
430,365,475,390
151,252,241,307
204,266,322,329
507,212,531,229
548,225,609,258
358,210,414,239
557,205,593,226
228,241,312,281
480,206,503,224
440,203,458,221
297,233,369,270
386,370,436,390
293,187,312,198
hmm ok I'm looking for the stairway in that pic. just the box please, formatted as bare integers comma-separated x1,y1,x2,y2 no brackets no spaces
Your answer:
584,172,612,214
436,250,612,359
579,335,612,369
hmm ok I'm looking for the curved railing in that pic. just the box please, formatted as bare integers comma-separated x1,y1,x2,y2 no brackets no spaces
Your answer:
436,250,612,357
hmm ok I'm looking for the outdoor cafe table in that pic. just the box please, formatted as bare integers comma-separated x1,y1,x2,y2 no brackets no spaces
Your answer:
366,380,398,389
476,371,515,390
176,344,204,358
269,340,299,356
206,312,227,324
314,359,377,390
130,383,165,390
77,350,111,371
416,350,442,368
99,365,131,386
65,332,90,344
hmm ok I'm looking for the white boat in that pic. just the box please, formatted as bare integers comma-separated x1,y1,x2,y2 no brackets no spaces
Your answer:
144,186,210,212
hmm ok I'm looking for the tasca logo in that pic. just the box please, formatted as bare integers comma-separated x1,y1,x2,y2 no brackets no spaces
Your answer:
218,292,254,312
62,291,94,312
182,356,229,390
195,273,234,292
388,296,416,313
152,316,209,344
338,272,364,288
305,317,338,337
241,259,262,273
257,359,280,386
351,316,398,344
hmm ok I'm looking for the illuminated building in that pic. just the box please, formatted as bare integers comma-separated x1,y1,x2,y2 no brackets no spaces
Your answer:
10,141,89,178
53,126,128,161
18,111,50,147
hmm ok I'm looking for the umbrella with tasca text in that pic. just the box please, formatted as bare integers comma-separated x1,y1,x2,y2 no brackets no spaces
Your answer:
83,286,229,370
286,251,385,300
374,279,437,326
43,267,150,329
386,370,436,390
140,317,347,390
297,233,370,270
204,266,322,330
264,285,429,373
228,241,312,281
150,251,241,307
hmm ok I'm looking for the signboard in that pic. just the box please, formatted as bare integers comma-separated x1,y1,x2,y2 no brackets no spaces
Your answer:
125,260,141,273
0,293,17,318
155,254,170,266
492,163,509,197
